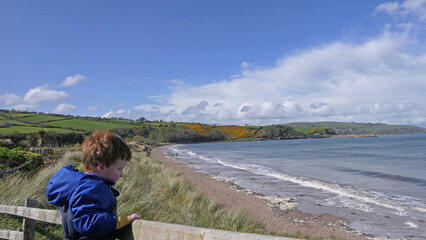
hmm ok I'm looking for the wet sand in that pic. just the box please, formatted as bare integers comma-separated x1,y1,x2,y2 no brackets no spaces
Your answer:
152,146,373,240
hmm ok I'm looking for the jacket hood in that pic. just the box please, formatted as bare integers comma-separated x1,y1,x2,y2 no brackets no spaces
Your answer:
46,164,114,207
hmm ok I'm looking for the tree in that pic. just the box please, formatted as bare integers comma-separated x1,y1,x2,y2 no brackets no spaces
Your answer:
38,129,46,147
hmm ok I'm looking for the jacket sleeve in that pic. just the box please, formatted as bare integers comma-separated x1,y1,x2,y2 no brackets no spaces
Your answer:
69,182,117,236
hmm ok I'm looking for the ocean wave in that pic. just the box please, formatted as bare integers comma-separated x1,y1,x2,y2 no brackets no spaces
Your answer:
187,151,197,156
167,146,221,163
167,145,426,215
334,167,426,186
214,159,426,215
404,222,419,228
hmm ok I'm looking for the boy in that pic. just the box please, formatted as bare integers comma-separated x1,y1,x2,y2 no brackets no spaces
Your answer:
46,130,141,239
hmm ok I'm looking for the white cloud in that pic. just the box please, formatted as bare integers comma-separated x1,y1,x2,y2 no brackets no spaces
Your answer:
23,85,70,105
0,93,21,105
1,82,75,113
52,103,76,114
102,109,132,119
60,74,87,87
0,75,84,114
9,103,39,112
102,111,115,118
86,106,99,113
308,103,334,117
375,2,400,15
182,101,209,115
129,28,426,126
132,104,179,121
401,0,426,20
375,0,426,21
240,61,253,69
117,109,132,118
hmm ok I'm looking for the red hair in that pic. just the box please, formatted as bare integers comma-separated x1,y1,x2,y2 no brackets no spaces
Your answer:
82,130,131,172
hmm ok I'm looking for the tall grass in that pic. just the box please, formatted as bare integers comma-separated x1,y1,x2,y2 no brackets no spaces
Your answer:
116,151,266,233
0,152,82,239
0,151,82,207
0,149,268,238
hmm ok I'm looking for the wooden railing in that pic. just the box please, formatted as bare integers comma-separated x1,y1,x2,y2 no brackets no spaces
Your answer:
0,199,297,240
0,198,60,240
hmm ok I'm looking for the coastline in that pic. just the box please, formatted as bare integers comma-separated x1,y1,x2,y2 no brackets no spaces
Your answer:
151,146,372,240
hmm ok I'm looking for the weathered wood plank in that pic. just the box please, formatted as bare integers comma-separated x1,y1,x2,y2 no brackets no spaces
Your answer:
0,205,62,225
22,198,37,240
131,220,296,240
1,204,299,240
0,230,24,240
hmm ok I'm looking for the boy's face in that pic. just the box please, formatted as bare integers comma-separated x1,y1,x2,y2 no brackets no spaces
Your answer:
97,159,128,182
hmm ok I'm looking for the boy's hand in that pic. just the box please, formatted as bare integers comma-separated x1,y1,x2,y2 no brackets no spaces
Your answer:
129,213,141,221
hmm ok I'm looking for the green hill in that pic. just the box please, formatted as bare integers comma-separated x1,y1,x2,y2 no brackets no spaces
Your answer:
1,110,425,141
0,110,135,134
285,122,426,135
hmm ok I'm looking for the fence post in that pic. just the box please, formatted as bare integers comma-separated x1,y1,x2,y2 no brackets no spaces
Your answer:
22,198,37,240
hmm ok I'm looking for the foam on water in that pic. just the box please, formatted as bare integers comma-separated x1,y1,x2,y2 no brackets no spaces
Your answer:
165,136,426,239
169,146,425,216
216,159,423,216
404,222,418,228
326,196,374,213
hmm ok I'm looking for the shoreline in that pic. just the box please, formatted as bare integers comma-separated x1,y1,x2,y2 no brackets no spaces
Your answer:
151,146,373,240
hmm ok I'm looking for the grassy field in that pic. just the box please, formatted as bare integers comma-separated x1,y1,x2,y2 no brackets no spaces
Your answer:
0,126,78,134
0,111,136,135
98,118,135,125
294,127,330,135
2,113,35,118
0,119,32,126
0,112,73,134
44,118,135,132
20,115,70,123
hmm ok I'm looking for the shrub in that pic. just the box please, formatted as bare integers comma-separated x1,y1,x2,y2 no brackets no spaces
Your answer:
0,147,43,170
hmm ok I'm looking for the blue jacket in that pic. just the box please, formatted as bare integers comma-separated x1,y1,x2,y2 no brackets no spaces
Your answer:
46,164,118,239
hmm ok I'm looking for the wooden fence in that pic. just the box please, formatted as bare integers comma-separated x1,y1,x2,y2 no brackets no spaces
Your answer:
0,199,297,240
29,148,54,156
0,161,35,178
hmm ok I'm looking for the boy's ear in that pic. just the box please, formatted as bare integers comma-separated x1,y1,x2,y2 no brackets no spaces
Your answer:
96,163,104,172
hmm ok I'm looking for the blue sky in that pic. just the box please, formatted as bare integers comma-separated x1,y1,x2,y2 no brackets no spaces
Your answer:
1,0,426,127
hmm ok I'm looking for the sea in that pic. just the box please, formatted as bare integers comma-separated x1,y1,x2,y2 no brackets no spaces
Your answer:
164,134,426,240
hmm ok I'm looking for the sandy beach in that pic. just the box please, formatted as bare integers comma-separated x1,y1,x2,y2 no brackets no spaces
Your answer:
152,146,372,240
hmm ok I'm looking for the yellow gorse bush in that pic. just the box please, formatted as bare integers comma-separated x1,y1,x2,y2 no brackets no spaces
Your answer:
218,125,256,139
184,124,255,140
184,124,214,134
309,129,318,134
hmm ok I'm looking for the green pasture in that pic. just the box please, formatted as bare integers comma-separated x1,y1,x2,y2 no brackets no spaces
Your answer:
99,118,135,125
295,127,329,134
0,126,76,134
20,115,70,123
45,118,135,132
1,112,35,118
286,122,347,129
0,119,31,126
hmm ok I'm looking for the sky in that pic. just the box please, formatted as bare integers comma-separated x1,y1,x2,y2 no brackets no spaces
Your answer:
1,0,426,127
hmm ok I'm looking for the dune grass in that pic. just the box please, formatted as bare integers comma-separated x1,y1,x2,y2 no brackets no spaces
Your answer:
0,153,78,239
0,148,269,239
115,150,267,233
